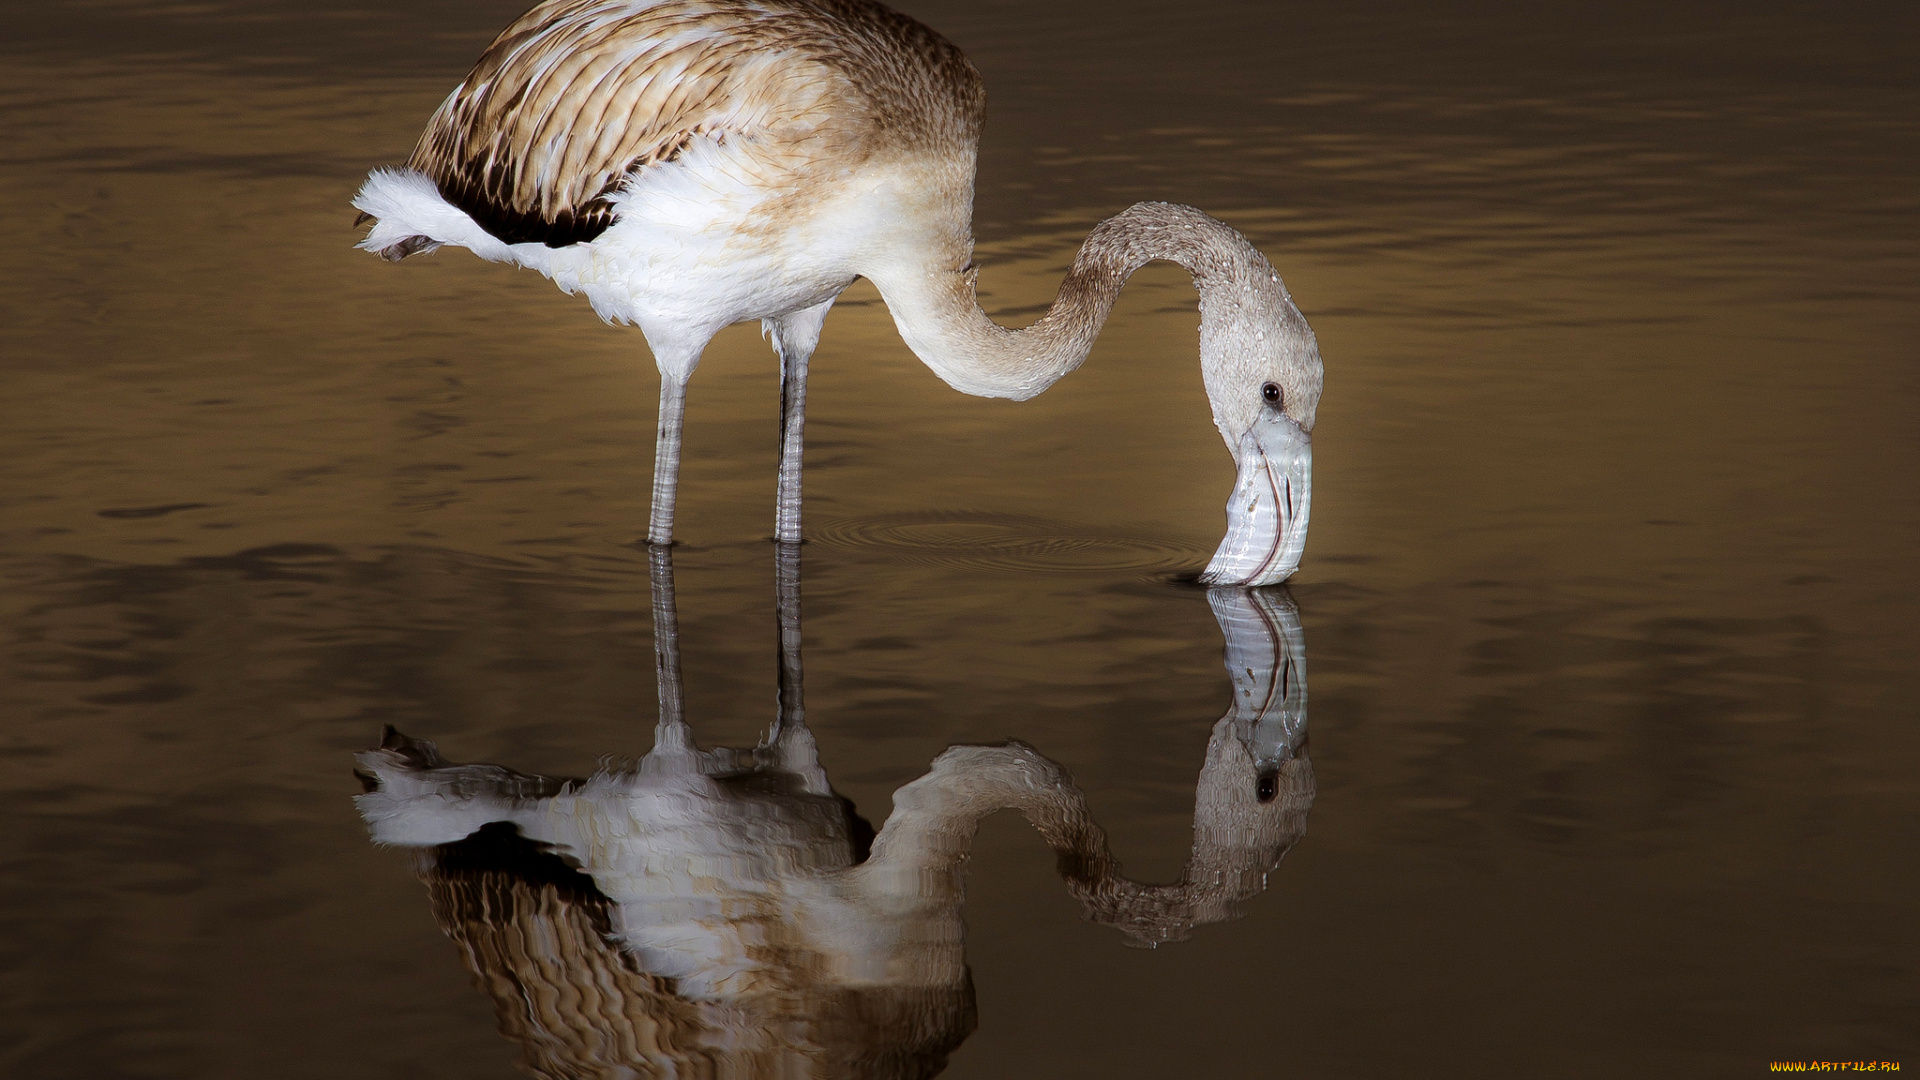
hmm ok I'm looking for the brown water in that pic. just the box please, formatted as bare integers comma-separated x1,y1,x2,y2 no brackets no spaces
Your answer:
3,0,1916,1076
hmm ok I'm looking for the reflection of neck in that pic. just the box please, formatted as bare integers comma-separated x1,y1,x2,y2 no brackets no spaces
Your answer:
1068,725,1314,947
854,743,1105,899
853,730,1314,946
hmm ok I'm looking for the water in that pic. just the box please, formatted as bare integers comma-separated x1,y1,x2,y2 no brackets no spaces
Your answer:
2,0,1915,1075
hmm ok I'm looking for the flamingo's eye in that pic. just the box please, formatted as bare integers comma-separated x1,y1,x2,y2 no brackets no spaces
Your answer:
1261,382,1282,405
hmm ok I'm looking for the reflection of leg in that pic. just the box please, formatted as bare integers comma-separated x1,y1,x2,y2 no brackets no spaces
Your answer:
766,541,829,792
648,545,690,754
648,373,688,546
773,541,804,736
767,296,837,544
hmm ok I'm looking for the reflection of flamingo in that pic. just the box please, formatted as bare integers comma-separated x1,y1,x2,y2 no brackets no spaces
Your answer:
351,0,1323,583
356,553,1311,1074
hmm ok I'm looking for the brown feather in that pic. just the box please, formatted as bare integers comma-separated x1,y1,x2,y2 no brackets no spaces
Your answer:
403,0,983,248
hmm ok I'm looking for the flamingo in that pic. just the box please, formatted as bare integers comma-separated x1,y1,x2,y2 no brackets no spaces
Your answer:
352,0,1323,584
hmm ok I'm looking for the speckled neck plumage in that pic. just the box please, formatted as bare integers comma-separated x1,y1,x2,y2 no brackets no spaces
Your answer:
870,201,1319,437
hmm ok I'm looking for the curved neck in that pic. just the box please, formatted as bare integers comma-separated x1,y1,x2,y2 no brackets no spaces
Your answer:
867,202,1282,404
1064,730,1314,947
851,734,1313,946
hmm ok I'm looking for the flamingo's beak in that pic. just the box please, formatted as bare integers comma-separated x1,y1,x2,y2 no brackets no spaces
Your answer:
1199,411,1311,586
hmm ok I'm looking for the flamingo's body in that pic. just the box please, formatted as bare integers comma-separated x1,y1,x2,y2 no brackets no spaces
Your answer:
355,0,1324,583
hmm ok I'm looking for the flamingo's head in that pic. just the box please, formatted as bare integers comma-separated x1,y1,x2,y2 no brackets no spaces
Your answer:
1195,259,1321,586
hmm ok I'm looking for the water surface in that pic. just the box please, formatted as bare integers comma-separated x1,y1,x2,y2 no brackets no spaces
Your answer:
1,0,1915,1076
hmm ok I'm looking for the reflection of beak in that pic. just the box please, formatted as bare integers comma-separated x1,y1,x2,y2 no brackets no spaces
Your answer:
1207,586,1308,772
1199,412,1312,586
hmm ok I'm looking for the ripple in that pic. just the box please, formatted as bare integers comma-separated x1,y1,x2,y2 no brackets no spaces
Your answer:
811,511,1198,576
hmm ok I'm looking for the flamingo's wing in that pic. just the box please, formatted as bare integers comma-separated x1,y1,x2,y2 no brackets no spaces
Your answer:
404,0,851,248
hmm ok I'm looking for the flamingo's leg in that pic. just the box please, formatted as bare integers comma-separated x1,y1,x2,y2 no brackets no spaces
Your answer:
648,371,689,546
766,295,838,544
